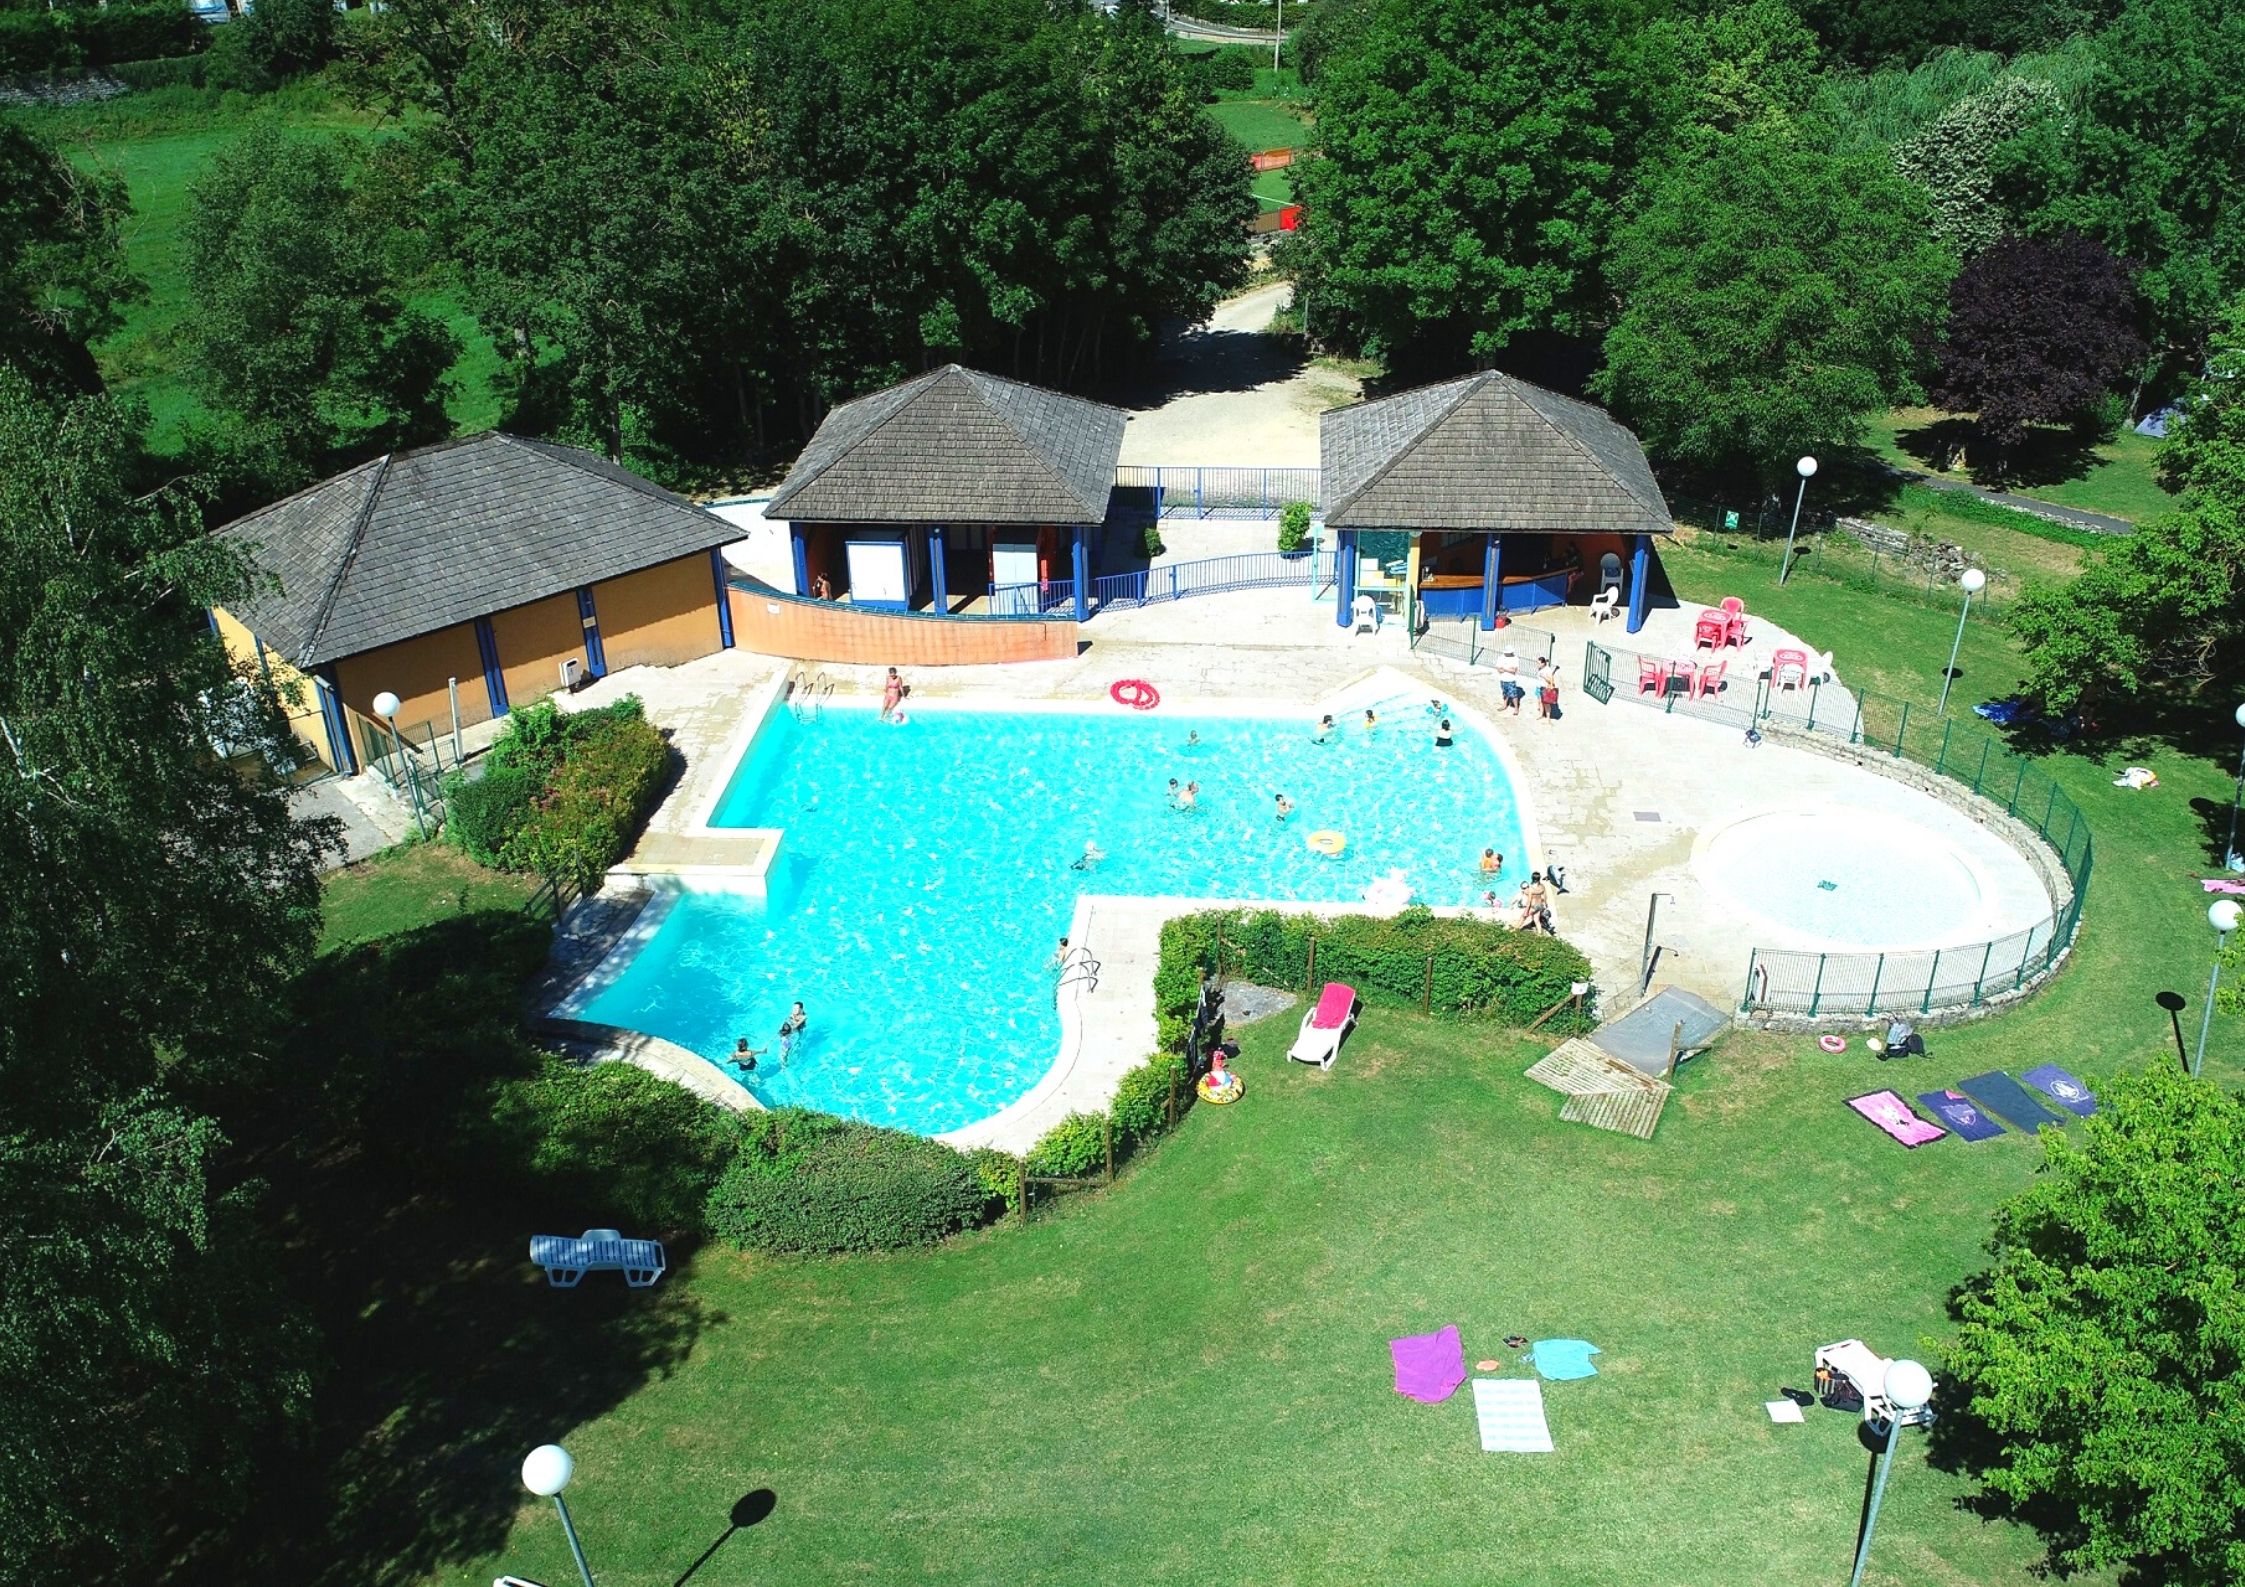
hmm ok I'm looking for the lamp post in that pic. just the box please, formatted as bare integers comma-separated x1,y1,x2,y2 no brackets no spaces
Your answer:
371,689,428,840
2223,701,2245,872
1937,567,1987,717
1848,1358,1934,1587
522,1444,598,1587
2193,899,2242,1079
1777,455,1818,585
1273,0,1282,71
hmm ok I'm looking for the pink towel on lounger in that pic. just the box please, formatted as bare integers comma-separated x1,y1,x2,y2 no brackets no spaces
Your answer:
1312,982,1357,1029
1390,1325,1468,1404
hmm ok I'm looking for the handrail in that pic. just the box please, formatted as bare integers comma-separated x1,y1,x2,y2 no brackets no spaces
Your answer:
1056,955,1103,997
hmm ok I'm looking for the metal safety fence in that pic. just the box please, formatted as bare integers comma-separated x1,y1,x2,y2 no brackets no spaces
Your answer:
1114,465,1321,520
1412,616,1559,676
1580,641,2094,1020
995,549,1334,615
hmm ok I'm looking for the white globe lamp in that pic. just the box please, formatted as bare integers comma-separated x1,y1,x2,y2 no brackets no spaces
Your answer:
1959,568,1986,596
2194,900,2244,1079
1796,455,1818,479
372,690,403,721
1850,1359,1936,1587
521,1444,573,1498
1884,1358,1933,1413
1779,457,1819,583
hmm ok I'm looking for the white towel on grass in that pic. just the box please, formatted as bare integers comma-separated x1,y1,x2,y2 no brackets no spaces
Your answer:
1472,1377,1553,1453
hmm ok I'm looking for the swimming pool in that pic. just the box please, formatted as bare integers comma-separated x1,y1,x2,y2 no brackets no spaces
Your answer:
565,700,1531,1134
1694,807,1996,951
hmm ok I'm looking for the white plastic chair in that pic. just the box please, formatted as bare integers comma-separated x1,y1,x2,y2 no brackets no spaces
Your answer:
1588,588,1620,623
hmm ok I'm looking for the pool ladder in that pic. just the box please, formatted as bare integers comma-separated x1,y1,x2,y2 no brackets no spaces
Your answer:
783,666,834,722
1056,955,1102,998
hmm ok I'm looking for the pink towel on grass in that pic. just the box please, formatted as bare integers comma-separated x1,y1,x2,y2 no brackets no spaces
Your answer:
1848,1091,1947,1148
2203,879,2245,895
1390,1325,1468,1404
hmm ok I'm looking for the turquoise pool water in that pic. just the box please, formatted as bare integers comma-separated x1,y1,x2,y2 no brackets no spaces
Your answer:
571,702,1529,1134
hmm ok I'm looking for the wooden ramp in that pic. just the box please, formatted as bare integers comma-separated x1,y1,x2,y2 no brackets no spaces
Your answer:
1524,1039,1673,1142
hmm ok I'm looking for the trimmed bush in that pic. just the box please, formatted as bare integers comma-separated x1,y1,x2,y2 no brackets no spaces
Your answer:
1276,501,1313,553
496,1058,744,1236
1110,1053,1187,1148
444,762,538,867
1157,906,1595,1044
707,1111,991,1254
1025,1111,1108,1179
1188,45,1258,95
0,4,197,72
454,696,673,891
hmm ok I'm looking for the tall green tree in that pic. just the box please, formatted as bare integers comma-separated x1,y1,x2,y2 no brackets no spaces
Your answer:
0,372,331,1581
0,120,139,396
1591,126,1955,482
1294,0,1642,366
182,122,457,488
1945,1067,2245,1585
1895,74,2068,257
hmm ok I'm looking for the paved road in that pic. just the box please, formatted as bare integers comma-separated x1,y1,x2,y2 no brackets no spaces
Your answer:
1164,14,1283,44
1875,460,2136,537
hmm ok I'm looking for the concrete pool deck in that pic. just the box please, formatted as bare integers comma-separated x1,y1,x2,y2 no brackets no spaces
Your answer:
540,586,2062,1152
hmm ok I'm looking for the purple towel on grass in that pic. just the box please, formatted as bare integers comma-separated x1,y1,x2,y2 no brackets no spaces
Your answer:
1918,1090,2006,1141
2022,1064,2099,1117
1391,1325,1468,1404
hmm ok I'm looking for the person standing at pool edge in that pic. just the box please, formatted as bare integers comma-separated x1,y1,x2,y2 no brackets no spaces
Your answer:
880,667,906,722
778,1001,807,1065
1496,647,1523,714
1537,657,1560,720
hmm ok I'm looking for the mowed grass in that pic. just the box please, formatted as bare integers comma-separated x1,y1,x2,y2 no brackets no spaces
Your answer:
1864,407,2179,523
18,88,505,451
464,1014,2076,1587
1206,94,1309,155
319,842,538,954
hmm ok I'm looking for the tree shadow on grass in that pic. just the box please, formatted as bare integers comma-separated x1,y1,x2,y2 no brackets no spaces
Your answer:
1889,415,2105,492
165,911,719,1587
1095,322,1309,408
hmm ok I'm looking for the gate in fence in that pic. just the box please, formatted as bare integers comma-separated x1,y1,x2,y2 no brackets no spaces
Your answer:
1582,642,1613,703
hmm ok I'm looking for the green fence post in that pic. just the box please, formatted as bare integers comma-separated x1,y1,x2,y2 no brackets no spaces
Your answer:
1971,940,1994,1006
1921,955,1939,1014
1741,949,1759,1012
1864,955,1884,1016
2008,758,2028,815
1892,700,1908,757
2041,781,2060,834
1849,693,1864,745
1805,681,1819,732
1809,953,1828,1017
1971,739,1991,794
1934,717,1952,776
2062,803,2081,859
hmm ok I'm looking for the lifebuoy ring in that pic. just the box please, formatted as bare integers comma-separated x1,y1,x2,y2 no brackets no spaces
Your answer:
1306,829,1346,856
1197,1075,1245,1105
1110,679,1160,710
1818,1034,1846,1054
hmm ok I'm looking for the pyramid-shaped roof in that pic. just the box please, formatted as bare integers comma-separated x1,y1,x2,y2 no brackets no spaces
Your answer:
767,365,1126,527
216,433,736,667
1321,372,1672,534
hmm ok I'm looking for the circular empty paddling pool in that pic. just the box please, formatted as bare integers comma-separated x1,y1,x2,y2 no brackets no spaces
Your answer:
1693,805,2030,952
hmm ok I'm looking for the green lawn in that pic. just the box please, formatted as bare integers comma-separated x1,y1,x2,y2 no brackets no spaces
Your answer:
16,86,506,453
319,842,539,954
300,559,2244,1587
1864,407,2180,524
1205,95,1309,156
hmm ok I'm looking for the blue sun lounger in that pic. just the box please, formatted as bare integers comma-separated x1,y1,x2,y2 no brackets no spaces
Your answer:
531,1228,668,1289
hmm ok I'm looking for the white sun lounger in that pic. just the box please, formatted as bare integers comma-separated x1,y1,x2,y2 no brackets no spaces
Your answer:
1815,1338,1933,1429
1287,982,1359,1069
531,1227,667,1289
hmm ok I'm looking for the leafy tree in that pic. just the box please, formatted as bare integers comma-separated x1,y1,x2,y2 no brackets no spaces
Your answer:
2009,300,2245,715
1945,1068,2245,1585
1931,232,2145,466
1798,0,2119,65
1633,0,1823,156
1293,0,1642,366
0,372,332,1579
181,122,457,488
1895,75,2068,257
1991,0,2245,368
0,120,139,396
209,0,336,89
1591,126,1955,483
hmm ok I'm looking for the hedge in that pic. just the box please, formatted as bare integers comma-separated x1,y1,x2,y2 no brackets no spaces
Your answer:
445,697,673,892
706,1109,993,1254
110,53,206,89
1154,906,1595,1049
0,4,198,72
495,1057,745,1236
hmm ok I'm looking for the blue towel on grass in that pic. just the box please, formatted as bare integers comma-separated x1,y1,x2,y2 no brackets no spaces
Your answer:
1918,1090,2006,1142
1960,1071,2064,1131
1530,1339,1601,1380
2022,1064,2099,1117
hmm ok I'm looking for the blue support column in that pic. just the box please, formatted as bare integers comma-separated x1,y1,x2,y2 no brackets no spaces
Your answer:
313,667,358,775
575,587,607,676
1071,525,1089,621
790,524,811,596
473,615,510,717
710,547,735,648
1481,534,1504,631
929,524,949,614
1335,528,1357,627
1627,533,1653,634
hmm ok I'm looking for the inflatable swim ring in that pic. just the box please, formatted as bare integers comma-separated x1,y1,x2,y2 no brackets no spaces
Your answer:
1197,1074,1245,1105
1818,1034,1846,1054
889,711,909,726
1306,829,1347,857
1110,679,1160,710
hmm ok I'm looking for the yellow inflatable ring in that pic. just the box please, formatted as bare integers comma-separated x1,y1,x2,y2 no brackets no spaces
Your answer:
1306,829,1346,856
1197,1075,1245,1105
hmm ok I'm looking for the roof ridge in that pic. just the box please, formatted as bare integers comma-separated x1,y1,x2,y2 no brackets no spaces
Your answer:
295,452,393,668
955,367,1111,522
1507,383,1670,521
1327,372,1486,520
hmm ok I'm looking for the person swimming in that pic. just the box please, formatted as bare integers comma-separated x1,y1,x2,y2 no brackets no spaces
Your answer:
1479,847,1504,876
1363,708,1378,732
1312,714,1335,743
1071,839,1106,871
1434,717,1454,747
1177,780,1199,811
728,1037,765,1076
1274,793,1294,821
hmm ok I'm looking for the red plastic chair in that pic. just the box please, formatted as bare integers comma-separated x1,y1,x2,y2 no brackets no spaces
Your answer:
1637,655,1664,694
1695,657,1728,699
1694,612,1728,651
1771,648,1808,690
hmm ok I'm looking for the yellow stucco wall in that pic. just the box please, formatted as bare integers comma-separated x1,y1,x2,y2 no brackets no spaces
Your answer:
211,606,336,771
490,591,591,709
332,621,491,742
594,553,722,670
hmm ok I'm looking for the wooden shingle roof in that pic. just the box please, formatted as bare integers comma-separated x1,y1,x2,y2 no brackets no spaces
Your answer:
767,365,1126,527
215,433,737,667
1321,372,1672,534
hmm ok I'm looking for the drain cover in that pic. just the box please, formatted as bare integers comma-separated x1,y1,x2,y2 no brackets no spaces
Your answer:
1633,811,1662,822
